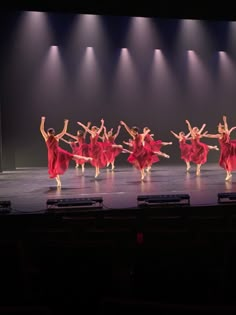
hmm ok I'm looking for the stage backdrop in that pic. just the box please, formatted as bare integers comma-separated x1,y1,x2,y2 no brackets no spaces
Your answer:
1,11,236,169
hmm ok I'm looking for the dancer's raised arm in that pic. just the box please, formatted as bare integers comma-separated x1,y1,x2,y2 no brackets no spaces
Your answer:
120,121,135,138
114,125,121,139
84,121,91,137
66,121,91,140
223,115,229,133
40,116,47,141
97,119,104,134
141,127,151,141
170,130,180,139
229,126,236,135
55,119,69,140
65,132,77,141
60,137,74,145
199,123,206,134
77,121,93,135
185,120,195,138
103,126,109,140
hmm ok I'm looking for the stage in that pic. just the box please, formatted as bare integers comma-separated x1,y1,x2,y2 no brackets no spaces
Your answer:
0,163,236,214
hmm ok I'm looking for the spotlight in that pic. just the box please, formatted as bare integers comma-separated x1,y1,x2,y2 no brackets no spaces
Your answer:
218,192,236,204
46,197,103,211
137,194,190,207
0,201,12,214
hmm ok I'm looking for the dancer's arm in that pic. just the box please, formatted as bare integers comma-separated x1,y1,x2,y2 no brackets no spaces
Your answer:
199,131,209,138
120,121,134,138
56,119,69,140
103,126,109,140
223,115,229,133
123,140,133,147
170,130,180,139
114,125,121,139
65,132,77,141
84,121,91,138
40,116,48,141
229,126,236,135
185,120,195,138
97,119,104,134
202,133,220,139
142,127,151,140
77,121,93,135
199,123,206,134
60,137,72,145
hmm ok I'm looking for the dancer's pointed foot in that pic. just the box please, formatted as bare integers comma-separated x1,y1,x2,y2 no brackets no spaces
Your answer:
163,153,170,159
225,173,232,181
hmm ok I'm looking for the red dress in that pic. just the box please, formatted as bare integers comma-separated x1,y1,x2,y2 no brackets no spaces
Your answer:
75,136,90,165
104,136,122,165
127,134,159,170
144,134,162,152
179,138,192,163
219,133,236,171
190,134,209,165
46,136,74,178
88,134,107,168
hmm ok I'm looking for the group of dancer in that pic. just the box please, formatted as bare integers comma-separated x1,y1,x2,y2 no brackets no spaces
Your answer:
40,115,236,187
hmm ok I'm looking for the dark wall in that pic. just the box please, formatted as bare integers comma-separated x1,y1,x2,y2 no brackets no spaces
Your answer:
1,11,236,169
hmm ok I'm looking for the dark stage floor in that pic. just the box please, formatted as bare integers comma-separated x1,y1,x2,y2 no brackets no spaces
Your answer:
0,163,236,214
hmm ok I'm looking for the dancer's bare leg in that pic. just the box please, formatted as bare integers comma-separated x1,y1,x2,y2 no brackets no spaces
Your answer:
122,148,133,154
208,145,219,151
111,162,115,170
155,151,170,159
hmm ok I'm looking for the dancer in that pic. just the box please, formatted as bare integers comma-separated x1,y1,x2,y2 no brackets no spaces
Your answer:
65,122,91,172
120,121,159,180
170,130,192,171
103,125,122,170
40,116,91,187
143,127,172,172
203,115,236,181
185,120,219,175
77,119,112,178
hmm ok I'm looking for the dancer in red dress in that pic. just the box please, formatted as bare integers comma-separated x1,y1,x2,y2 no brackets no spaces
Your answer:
120,121,159,180
203,115,236,181
143,127,172,172
170,130,192,171
40,116,91,187
77,119,124,178
103,125,122,170
64,122,91,173
185,120,219,175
